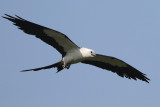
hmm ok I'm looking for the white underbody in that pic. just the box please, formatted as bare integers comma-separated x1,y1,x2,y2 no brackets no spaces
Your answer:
62,47,95,67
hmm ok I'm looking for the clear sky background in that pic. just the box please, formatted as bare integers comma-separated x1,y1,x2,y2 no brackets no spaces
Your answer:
0,0,160,107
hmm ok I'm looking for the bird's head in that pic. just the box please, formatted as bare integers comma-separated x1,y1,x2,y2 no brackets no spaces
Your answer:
80,47,96,58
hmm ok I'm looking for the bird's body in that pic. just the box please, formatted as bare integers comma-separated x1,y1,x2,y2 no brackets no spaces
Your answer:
62,47,95,69
2,14,150,83
64,48,93,64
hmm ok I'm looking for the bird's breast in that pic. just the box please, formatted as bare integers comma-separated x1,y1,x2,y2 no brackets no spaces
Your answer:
63,49,85,64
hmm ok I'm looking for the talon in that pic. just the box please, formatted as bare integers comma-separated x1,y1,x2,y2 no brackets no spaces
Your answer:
62,64,65,68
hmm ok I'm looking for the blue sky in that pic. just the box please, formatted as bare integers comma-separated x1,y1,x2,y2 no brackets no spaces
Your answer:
0,0,160,107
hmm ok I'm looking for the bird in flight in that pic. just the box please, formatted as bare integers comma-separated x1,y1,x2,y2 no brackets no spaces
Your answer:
2,14,150,83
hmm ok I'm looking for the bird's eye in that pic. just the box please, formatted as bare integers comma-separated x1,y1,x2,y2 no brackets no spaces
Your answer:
91,51,93,54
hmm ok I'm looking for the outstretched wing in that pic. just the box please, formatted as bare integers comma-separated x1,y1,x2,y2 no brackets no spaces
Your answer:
2,14,79,56
82,54,150,83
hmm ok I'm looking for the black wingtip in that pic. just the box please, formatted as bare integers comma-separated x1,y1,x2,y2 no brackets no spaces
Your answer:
143,76,150,83
15,15,24,20
131,73,150,83
2,14,13,19
2,14,24,21
2,14,8,19
138,73,150,83
2,14,15,22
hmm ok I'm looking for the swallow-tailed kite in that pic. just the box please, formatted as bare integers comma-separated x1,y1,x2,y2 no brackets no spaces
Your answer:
2,14,150,83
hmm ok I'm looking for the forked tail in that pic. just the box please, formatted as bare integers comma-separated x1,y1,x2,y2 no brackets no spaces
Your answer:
21,61,64,73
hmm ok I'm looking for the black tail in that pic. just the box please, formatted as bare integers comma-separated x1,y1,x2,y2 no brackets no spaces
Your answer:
21,61,64,73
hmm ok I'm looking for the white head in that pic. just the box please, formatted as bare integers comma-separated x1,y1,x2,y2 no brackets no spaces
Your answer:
80,47,96,58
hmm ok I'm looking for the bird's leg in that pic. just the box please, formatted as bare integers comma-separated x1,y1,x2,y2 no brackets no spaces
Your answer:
62,58,66,68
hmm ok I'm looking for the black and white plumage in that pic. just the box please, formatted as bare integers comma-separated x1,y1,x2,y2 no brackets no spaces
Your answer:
2,14,150,83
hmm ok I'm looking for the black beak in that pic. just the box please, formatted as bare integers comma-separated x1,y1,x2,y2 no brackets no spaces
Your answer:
92,53,96,57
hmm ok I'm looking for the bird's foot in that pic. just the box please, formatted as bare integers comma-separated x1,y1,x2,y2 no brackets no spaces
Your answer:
62,64,65,69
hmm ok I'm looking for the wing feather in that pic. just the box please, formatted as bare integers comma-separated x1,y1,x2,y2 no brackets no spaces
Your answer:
2,14,79,56
82,54,150,83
